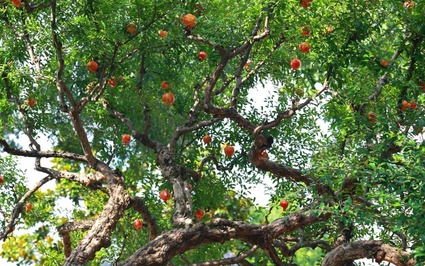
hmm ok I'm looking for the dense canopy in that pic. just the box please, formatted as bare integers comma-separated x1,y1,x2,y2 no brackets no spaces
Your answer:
1,0,424,265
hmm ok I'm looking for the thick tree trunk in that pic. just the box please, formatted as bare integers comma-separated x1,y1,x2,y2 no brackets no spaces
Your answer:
64,164,131,266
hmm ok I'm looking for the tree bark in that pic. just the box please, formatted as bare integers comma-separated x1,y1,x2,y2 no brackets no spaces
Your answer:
322,240,416,266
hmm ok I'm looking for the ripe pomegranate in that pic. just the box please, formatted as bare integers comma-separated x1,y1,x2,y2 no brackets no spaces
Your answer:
403,1,414,9
182,14,197,29
367,112,377,124
301,26,310,36
299,42,310,53
126,22,137,35
198,51,207,61
161,81,170,89
401,100,409,111
203,134,212,145
11,0,22,7
25,203,33,212
224,145,235,158
133,218,143,230
295,88,304,97
108,79,117,87
0,175,3,185
290,58,301,70
195,209,205,220
87,60,98,73
122,134,131,145
244,60,253,71
300,0,312,8
380,59,389,67
279,199,289,211
159,189,171,203
162,92,175,106
25,98,36,107
158,30,168,38
260,151,269,160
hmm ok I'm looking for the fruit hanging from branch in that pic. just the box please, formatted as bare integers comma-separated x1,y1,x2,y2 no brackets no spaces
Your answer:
161,81,170,89
301,25,311,36
133,218,143,230
202,134,212,145
299,42,310,53
87,60,98,73
0,175,3,185
126,22,137,35
182,14,197,30
159,189,171,203
11,0,22,8
224,144,235,158
108,79,117,87
198,51,207,61
158,30,168,38
122,134,131,145
300,0,313,8
291,58,301,70
279,199,289,211
162,92,175,106
25,98,36,107
195,209,205,220
25,203,33,212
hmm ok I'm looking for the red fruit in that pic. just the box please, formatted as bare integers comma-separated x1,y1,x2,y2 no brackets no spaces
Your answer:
368,112,377,124
0,176,3,185
380,59,389,67
295,88,304,97
108,79,117,87
198,51,207,61
126,22,137,35
299,42,310,53
25,203,33,212
122,134,131,145
25,98,36,107
11,0,22,7
162,92,175,106
133,218,143,230
182,14,197,30
87,60,98,73
244,60,253,71
301,26,310,36
195,209,205,220
300,0,312,8
291,58,301,70
410,101,418,110
403,1,414,9
161,81,170,89
260,151,269,160
224,145,235,158
203,134,212,145
401,100,409,111
159,189,171,203
158,30,168,38
279,199,289,211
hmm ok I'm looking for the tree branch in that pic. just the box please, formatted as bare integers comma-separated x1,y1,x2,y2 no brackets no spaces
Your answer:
322,240,416,266
190,245,258,266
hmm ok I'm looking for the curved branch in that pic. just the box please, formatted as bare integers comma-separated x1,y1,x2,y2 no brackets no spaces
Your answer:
0,139,87,162
322,240,416,266
121,208,331,265
130,196,159,240
0,174,55,241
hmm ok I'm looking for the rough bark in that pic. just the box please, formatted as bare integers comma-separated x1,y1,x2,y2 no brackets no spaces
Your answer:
121,209,331,266
64,164,131,266
322,240,416,266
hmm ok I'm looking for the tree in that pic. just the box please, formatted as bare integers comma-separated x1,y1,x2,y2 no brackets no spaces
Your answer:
1,0,424,265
